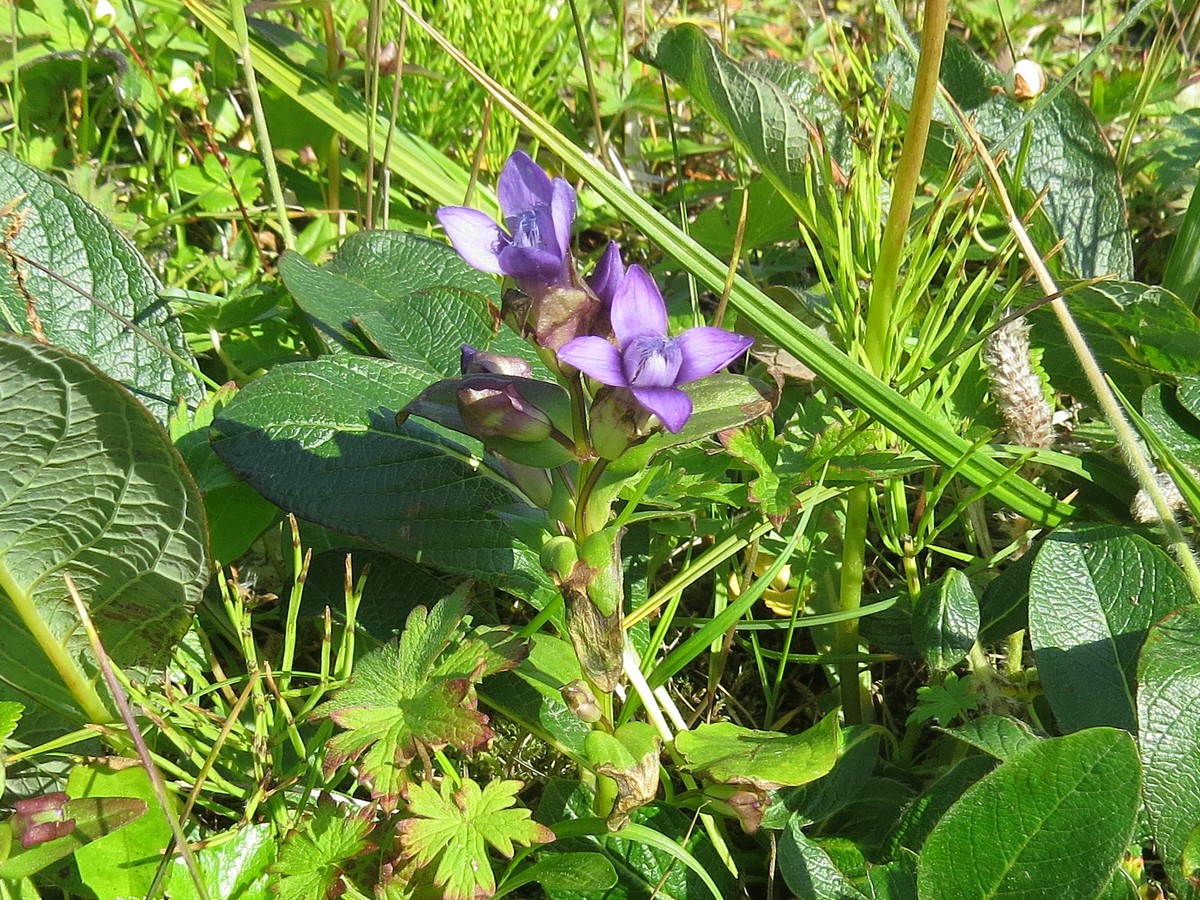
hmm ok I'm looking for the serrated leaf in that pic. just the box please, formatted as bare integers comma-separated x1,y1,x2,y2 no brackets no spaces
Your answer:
879,40,1131,279
912,570,979,670
280,231,498,374
907,672,978,725
637,24,850,194
1030,525,1190,734
0,152,202,422
675,711,841,791
942,715,1040,761
0,334,206,721
399,778,553,900
917,728,1140,899
1138,604,1200,900
209,354,556,606
273,800,375,900
316,592,525,809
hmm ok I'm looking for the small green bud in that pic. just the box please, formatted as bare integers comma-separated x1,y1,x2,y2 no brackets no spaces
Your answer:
540,535,578,582
580,528,622,617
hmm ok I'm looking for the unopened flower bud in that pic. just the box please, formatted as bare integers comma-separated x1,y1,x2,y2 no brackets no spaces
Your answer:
561,679,602,723
378,40,399,76
91,0,116,27
503,285,602,352
297,145,318,167
458,383,554,443
461,344,533,377
12,792,75,849
499,457,553,509
1007,59,1046,101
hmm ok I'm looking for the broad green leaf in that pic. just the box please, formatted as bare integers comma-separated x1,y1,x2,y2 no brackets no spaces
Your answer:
315,591,526,809
1143,378,1200,468
638,24,850,195
1163,169,1200,308
0,796,147,882
279,231,498,374
209,354,556,606
1031,282,1200,400
912,570,979,670
779,821,868,900
399,778,554,900
0,152,202,422
917,728,1140,899
880,39,1131,279
889,754,997,855
1029,525,1190,734
943,715,1040,761
422,31,1071,525
66,762,172,899
674,711,841,791
1138,604,1200,900
478,633,591,764
272,800,375,900
0,701,21,797
166,823,274,900
496,851,617,897
762,725,883,830
536,780,735,900
0,335,206,722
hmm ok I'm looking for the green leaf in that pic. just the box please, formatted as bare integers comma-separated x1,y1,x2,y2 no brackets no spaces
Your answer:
942,715,1040,761
166,823,275,900
315,591,526,809
0,152,202,422
637,24,850,194
0,701,21,794
0,334,206,723
674,711,841,791
779,821,868,900
497,851,617,897
907,672,978,725
1031,282,1200,399
912,570,979,670
209,354,556,606
917,728,1140,899
762,725,883,830
889,754,997,855
1029,524,1191,734
1143,378,1200,468
272,799,375,900
399,778,553,900
1138,603,1200,900
879,39,1131,279
65,762,171,899
280,231,499,375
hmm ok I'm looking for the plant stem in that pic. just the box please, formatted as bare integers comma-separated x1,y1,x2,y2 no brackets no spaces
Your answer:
836,0,950,724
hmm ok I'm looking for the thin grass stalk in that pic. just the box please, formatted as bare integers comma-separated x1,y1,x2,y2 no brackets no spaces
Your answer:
230,0,294,251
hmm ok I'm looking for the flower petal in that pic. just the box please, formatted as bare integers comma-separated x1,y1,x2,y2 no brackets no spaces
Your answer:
557,336,626,386
548,178,577,260
674,327,754,384
631,386,693,433
611,265,668,347
588,241,624,306
498,150,554,220
497,244,565,282
437,206,507,275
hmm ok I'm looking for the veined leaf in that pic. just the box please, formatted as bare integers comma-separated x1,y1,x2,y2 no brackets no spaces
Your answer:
0,335,206,723
272,800,375,900
0,152,202,423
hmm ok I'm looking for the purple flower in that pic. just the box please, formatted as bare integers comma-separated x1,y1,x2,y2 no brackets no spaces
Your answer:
557,265,753,433
588,241,624,306
437,151,576,293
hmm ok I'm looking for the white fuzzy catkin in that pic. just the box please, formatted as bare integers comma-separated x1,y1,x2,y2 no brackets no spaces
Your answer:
1131,470,1188,525
984,319,1055,450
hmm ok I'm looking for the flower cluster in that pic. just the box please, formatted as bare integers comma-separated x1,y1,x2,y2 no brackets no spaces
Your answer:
437,151,753,435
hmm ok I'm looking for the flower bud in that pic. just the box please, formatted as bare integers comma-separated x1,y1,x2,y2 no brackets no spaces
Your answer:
1007,59,1046,101
540,535,579,582
458,382,554,443
461,344,533,377
503,284,603,352
91,0,117,27
579,527,623,618
588,386,652,460
12,792,74,849
560,679,602,723
499,457,554,509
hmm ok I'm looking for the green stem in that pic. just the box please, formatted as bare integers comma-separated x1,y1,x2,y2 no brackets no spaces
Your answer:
835,485,869,724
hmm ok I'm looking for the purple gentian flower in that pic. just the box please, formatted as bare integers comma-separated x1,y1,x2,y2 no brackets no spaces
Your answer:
557,265,753,433
588,241,624,306
436,151,576,293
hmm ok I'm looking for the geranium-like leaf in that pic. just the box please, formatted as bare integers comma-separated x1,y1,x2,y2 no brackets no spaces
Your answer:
398,778,554,900
315,589,527,809
271,800,375,900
